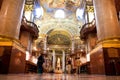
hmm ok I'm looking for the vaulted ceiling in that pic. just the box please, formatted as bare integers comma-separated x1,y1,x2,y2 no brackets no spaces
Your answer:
27,0,120,52
34,0,84,50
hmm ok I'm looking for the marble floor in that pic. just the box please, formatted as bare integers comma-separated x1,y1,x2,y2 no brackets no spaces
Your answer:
0,73,120,80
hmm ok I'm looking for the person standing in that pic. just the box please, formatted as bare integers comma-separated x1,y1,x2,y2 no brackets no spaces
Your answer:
67,57,72,74
37,53,45,74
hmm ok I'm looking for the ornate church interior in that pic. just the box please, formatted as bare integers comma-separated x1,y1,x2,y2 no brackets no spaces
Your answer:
0,0,120,79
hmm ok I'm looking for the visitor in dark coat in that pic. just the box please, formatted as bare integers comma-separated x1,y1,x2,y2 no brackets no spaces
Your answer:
37,54,44,74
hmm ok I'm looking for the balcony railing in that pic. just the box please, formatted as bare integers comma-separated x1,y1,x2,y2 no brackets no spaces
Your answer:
80,19,96,40
21,16,39,39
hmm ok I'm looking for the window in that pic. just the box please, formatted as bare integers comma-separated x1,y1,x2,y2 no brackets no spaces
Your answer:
54,9,65,19
35,6,43,18
76,8,84,20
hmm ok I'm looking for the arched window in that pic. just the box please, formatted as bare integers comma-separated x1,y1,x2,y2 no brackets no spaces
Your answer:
76,8,84,20
35,6,44,18
54,9,65,19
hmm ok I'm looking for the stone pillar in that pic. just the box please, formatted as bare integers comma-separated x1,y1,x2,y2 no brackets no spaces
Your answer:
0,0,25,39
44,36,47,54
71,36,75,54
89,0,120,75
52,50,56,70
0,0,26,74
62,50,65,72
93,0,120,41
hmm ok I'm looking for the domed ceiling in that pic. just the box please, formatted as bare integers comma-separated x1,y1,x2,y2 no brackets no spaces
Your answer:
34,0,85,50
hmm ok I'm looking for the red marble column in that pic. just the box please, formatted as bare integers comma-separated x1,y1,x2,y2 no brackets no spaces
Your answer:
0,0,26,74
93,0,120,41
89,0,120,75
0,0,25,39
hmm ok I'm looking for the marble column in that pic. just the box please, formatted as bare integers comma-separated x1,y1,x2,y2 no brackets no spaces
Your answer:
89,0,120,75
44,36,47,54
93,0,120,41
52,50,56,70
0,0,26,74
0,0,25,39
62,50,65,72
71,36,75,54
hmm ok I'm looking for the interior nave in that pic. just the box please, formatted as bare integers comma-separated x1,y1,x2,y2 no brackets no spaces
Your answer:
0,0,120,78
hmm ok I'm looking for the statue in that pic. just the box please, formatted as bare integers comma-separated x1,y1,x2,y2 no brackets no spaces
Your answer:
54,57,62,73
57,57,61,69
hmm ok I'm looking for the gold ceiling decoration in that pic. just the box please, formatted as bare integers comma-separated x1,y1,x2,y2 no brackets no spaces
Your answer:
46,0,65,8
65,0,80,10
40,0,80,9
24,5,34,11
25,0,34,5
86,6,94,12
34,0,83,50
24,0,34,11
